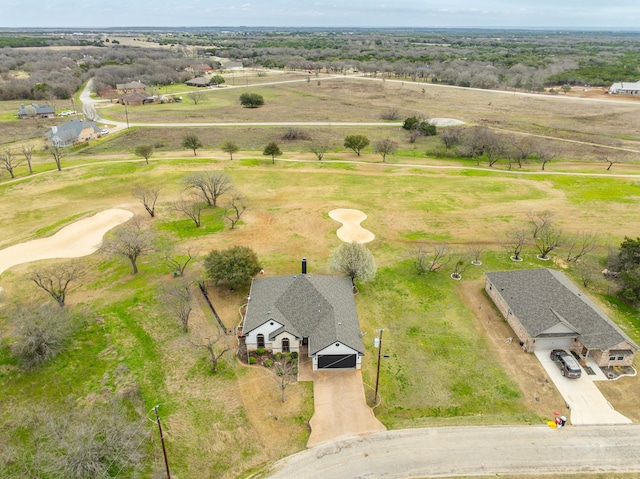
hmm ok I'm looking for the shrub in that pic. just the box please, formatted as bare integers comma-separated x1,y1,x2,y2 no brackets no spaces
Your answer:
248,356,257,365
290,351,298,359
256,347,266,356
264,359,273,367
280,127,310,141
239,92,264,108
11,304,75,370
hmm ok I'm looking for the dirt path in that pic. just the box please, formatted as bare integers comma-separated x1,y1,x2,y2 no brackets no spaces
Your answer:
0,209,133,276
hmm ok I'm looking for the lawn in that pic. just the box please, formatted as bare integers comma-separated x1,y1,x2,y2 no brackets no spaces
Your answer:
1,77,640,478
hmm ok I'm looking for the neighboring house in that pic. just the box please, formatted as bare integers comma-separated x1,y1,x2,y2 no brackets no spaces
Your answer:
100,86,118,100
115,81,147,93
186,63,213,74
185,77,210,87
609,81,640,95
242,260,365,370
220,59,243,70
47,119,101,147
485,268,638,367
118,91,153,106
17,103,55,119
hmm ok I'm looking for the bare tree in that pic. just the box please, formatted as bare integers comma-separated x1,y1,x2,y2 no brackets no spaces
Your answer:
528,211,554,239
28,263,82,306
309,143,329,161
47,143,65,171
224,194,246,229
440,128,463,149
187,91,206,105
600,155,619,171
161,278,193,332
133,144,154,164
504,227,526,261
486,134,506,167
164,247,196,277
565,232,598,262
190,331,230,373
270,353,298,402
373,138,398,162
173,195,207,227
20,142,36,174
0,147,23,179
133,185,161,217
101,218,156,274
575,259,600,288
507,136,534,169
182,171,233,207
411,243,452,273
534,222,562,260
534,145,556,171
470,245,485,265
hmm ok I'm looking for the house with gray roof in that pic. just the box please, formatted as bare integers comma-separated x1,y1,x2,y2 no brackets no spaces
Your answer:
115,81,147,93
485,268,638,367
185,77,210,87
609,81,640,95
242,261,365,370
46,118,101,147
17,103,55,119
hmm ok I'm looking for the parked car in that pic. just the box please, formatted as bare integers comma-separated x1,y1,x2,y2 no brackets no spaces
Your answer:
550,349,582,378
100,128,110,135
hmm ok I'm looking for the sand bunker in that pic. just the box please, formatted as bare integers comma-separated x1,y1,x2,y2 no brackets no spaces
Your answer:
0,208,133,276
329,209,375,244
430,118,465,127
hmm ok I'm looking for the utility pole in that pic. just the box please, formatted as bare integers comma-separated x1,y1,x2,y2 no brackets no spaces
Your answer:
124,103,129,129
154,405,171,479
374,329,384,403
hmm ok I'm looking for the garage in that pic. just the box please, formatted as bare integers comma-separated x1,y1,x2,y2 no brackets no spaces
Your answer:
535,337,573,350
318,354,356,369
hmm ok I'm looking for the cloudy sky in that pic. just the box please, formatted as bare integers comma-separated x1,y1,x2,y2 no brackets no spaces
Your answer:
3,0,640,29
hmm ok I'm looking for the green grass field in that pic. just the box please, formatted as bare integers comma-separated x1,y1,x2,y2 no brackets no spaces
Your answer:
2,77,640,478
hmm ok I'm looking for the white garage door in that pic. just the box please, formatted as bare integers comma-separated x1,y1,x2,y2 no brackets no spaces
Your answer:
535,337,572,350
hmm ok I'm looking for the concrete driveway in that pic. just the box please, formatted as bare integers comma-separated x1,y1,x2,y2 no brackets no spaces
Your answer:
535,350,632,425
299,356,385,447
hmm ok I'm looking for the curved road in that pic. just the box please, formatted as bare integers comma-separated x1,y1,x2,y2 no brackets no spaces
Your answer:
264,425,640,478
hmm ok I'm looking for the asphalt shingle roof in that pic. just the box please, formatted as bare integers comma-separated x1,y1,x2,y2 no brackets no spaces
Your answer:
243,274,364,355
485,268,638,351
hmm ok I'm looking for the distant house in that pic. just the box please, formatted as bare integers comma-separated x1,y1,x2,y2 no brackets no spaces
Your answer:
17,103,55,119
242,260,365,370
100,86,118,100
47,119,101,147
485,268,639,367
186,63,213,74
118,91,153,106
115,81,147,93
185,77,210,87
609,81,640,95
220,59,243,70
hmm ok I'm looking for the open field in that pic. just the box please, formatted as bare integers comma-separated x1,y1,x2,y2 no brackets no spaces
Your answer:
2,76,640,478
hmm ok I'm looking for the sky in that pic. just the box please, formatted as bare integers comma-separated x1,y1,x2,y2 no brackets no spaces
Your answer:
2,0,640,29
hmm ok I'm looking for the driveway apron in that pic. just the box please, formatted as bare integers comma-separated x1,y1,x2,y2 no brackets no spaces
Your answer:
299,360,385,447
535,350,632,425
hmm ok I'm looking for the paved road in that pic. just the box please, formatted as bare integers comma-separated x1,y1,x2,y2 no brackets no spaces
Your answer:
264,425,640,478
